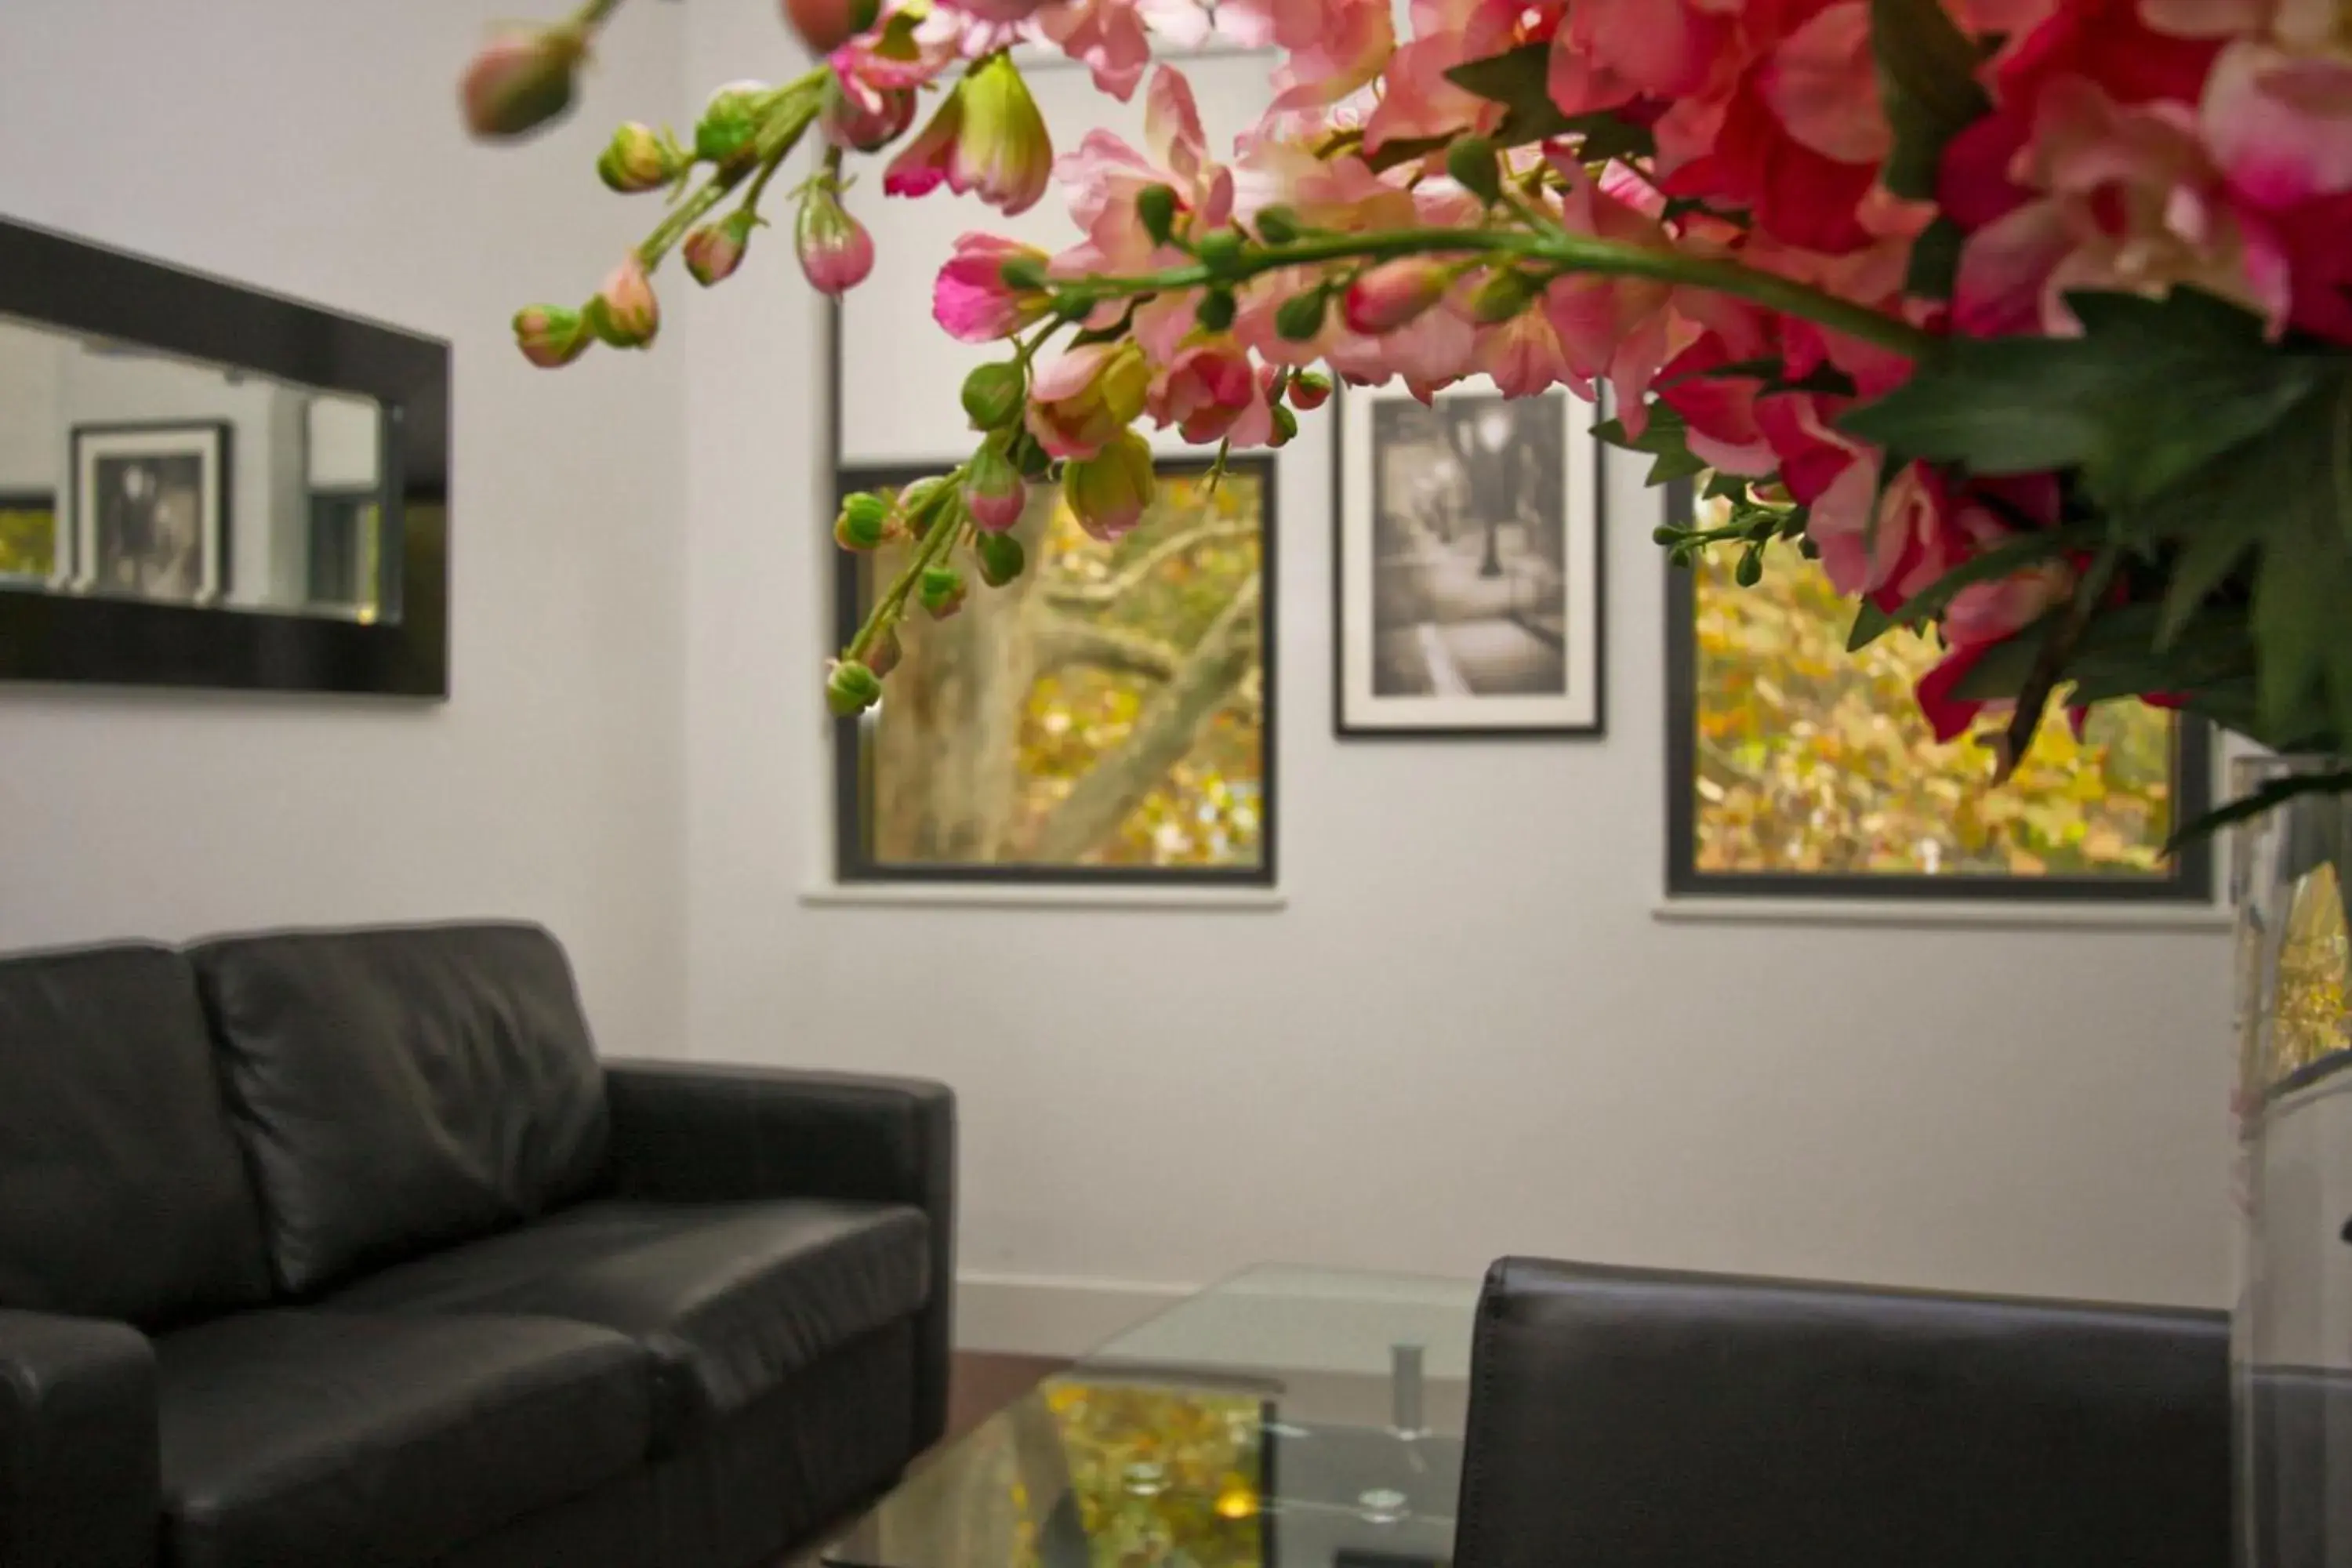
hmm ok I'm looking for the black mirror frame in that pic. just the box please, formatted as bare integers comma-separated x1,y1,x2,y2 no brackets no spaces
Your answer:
0,218,450,698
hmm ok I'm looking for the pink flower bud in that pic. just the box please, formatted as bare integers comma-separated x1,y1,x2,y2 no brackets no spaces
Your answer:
795,187,875,296
1342,259,1450,335
932,233,1053,343
597,122,682,194
822,82,916,153
512,305,591,368
782,0,881,56
684,212,757,288
1287,370,1333,412
883,56,1051,217
964,443,1027,532
459,25,586,140
588,258,660,349
1062,430,1156,543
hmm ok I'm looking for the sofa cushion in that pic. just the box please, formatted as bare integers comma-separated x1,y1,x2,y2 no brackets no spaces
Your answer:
156,1310,652,1568
191,923,612,1295
328,1198,931,1452
0,944,271,1327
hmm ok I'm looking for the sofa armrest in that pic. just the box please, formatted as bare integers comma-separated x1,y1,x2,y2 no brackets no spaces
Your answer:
1454,1256,2228,1568
0,1310,158,1568
600,1060,956,1448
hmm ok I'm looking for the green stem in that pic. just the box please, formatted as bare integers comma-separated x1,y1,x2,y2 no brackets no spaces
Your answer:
847,475,969,662
635,73,826,269
1075,227,1938,361
575,0,627,30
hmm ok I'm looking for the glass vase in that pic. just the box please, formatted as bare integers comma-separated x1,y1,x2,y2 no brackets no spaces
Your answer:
2232,753,2352,1566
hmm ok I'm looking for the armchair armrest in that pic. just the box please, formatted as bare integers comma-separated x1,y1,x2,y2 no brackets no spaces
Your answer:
0,1309,158,1568
599,1060,956,1447
1455,1256,2227,1568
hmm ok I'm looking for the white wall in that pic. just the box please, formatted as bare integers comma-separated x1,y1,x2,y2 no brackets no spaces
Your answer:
0,0,691,1053
684,43,2238,1339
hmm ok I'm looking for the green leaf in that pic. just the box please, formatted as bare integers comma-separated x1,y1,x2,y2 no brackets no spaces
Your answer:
2166,767,2352,856
1595,408,1706,485
1840,338,2114,472
1421,46,1655,165
1904,215,1965,301
1446,45,1555,118
1847,521,2103,651
1871,0,1991,198
1846,598,1897,653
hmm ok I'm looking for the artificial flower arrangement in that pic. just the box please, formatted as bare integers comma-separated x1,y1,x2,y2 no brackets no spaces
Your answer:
463,0,2352,831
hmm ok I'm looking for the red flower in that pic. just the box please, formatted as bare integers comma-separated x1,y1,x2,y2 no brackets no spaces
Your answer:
1993,0,2222,114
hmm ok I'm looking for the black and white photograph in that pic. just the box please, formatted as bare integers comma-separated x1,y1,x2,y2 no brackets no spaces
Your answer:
1336,380,1602,735
71,421,230,606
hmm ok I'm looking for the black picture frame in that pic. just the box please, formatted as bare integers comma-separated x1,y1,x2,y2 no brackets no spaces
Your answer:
0,216,449,697
1332,379,1607,739
829,455,1279,887
68,419,234,606
1659,477,2218,903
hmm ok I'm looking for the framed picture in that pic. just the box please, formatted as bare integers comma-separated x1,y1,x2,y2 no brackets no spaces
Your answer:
71,419,231,606
0,490,60,585
833,454,1276,886
1335,378,1603,736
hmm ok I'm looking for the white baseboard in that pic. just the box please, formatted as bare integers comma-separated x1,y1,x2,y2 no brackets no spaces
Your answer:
953,1271,1196,1357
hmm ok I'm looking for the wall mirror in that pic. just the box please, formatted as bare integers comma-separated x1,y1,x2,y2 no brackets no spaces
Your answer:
0,220,449,696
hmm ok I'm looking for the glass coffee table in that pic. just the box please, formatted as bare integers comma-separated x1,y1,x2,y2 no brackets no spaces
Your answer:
817,1265,1479,1567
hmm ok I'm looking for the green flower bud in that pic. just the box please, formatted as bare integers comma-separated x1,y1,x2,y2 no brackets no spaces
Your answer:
1445,137,1503,205
1008,430,1053,481
960,361,1027,430
1736,548,1764,587
1137,183,1179,246
1287,369,1332,412
1468,267,1540,325
1193,228,1243,274
975,530,1026,588
597,122,682,194
1196,289,1237,332
835,491,891,551
1270,403,1300,447
1275,288,1328,343
826,659,884,717
695,80,769,166
919,564,967,619
899,477,949,537
1254,205,1301,245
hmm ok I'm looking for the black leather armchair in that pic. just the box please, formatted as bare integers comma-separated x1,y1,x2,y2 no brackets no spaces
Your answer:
1454,1256,2230,1568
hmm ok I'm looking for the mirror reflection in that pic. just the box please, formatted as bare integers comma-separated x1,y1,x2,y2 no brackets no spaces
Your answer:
0,313,398,622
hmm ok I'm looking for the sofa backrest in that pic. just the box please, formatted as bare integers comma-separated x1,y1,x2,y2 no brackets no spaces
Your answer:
190,922,612,1296
0,944,274,1327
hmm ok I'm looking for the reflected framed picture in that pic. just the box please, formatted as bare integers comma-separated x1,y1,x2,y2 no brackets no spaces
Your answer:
71,420,230,606
1335,379,1603,737
832,453,1275,885
0,490,59,585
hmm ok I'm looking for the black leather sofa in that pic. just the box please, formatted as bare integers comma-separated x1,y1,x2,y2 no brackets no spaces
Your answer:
0,922,954,1568
1455,1255,2230,1567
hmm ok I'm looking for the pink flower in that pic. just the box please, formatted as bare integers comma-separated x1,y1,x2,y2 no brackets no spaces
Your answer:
964,443,1028,531
2200,42,2352,210
1994,0,2220,113
1657,333,1776,474
1362,0,1505,155
1026,342,1151,459
1755,392,1884,593
1058,68,1234,265
1951,79,2290,336
1343,259,1451,333
883,54,1052,215
1475,308,1583,398
1233,0,1396,108
1547,0,1733,117
954,0,1055,19
933,234,1054,342
1755,3,1890,166
1148,339,1278,445
794,188,875,296
1062,430,1157,540
822,82,916,151
1036,0,1156,100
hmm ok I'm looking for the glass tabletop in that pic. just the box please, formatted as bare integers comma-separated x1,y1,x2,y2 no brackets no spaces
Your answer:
818,1265,1479,1568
